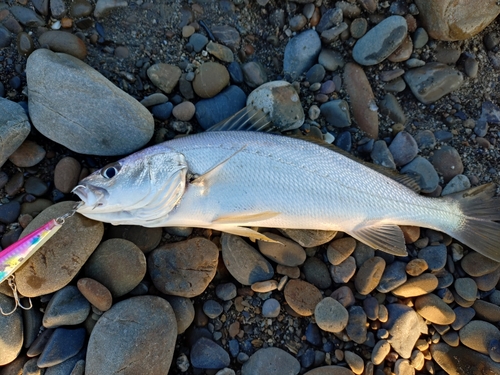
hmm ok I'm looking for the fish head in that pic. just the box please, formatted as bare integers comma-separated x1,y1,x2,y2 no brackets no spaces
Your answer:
72,144,188,225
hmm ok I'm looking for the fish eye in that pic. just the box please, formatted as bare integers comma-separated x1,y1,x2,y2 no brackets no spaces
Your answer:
101,163,121,179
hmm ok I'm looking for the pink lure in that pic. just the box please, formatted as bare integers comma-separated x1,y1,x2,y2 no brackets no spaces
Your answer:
0,219,62,284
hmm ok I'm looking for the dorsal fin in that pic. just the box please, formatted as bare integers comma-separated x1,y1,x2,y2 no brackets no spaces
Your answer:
207,105,277,133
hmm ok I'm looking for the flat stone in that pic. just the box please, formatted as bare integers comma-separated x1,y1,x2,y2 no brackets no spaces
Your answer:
258,232,306,266
38,30,86,60
459,320,500,354
320,100,351,128
284,279,322,317
242,347,300,375
371,140,396,169
303,257,332,289
221,234,274,286
314,297,349,333
242,61,268,88
475,268,500,291
473,300,500,324
279,228,337,247
431,342,500,375
8,140,45,168
9,6,45,27
0,294,23,366
16,201,103,297
461,252,500,277
379,93,406,123
212,25,241,51
191,337,230,369
77,278,112,312
442,174,471,196
0,97,30,168
284,29,322,80
318,49,345,71
454,278,477,302
331,285,356,308
406,259,428,276
389,131,418,166
86,296,177,374
355,256,386,295
147,63,181,94
391,273,438,298
164,295,194,334
372,340,391,365
417,244,447,271
414,293,456,324
27,49,154,156
94,0,127,17
43,285,90,328
53,157,81,194
149,237,218,297
206,41,234,63
327,237,356,265
330,256,356,284
430,146,464,183
346,305,367,344
193,62,230,98
37,327,86,368
383,303,422,358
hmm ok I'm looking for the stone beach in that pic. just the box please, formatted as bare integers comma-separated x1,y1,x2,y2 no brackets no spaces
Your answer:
0,0,500,374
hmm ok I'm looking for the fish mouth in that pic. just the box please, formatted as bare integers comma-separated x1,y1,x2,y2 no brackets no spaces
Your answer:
72,184,109,210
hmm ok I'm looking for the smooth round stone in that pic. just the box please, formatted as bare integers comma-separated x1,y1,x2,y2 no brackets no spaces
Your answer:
16,31,34,56
464,57,479,78
459,320,500,354
0,25,12,48
84,239,146,298
304,366,355,375
371,140,396,169
206,41,234,63
372,340,390,365
442,330,460,347
303,257,332,289
489,339,500,362
461,252,500,277
172,101,195,121
417,244,447,272
262,298,280,318
344,351,364,374
0,200,20,224
164,295,194,334
38,30,86,59
414,293,455,324
331,285,355,308
320,100,351,128
140,93,168,107
451,306,476,331
53,157,81,194
147,63,181,94
70,0,93,17
222,234,274,286
203,300,223,319
306,64,326,84
77,278,112,312
353,15,407,65
151,101,173,120
242,61,268,88
315,297,348,333
23,176,47,197
389,131,418,166
10,6,45,26
227,61,244,84
215,283,237,301
454,278,477,302
106,225,162,254
0,294,23,366
327,238,356,266
315,7,343,33
16,202,104,297
405,259,428,276
276,264,300,279
318,49,345,72
0,97,31,168
413,27,428,49
189,33,208,52
473,300,500,324
37,327,86,368
257,232,306,267
149,237,218,297
404,62,463,104
391,273,438,298
242,347,300,375
191,337,230,369
284,29,321,80
86,296,177,374
284,279,322,317
400,156,439,193
331,254,357,283
362,296,379,320
8,140,46,167
251,280,278,293
388,35,413,63
383,304,422,359
346,306,367,344
430,146,464,183
442,174,471,196
431,342,500,375
355,256,386,295
350,18,368,38
193,62,230,98
475,268,500,291
43,285,90,328
195,85,246,130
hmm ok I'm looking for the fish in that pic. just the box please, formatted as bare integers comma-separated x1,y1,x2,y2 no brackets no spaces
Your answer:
72,108,500,262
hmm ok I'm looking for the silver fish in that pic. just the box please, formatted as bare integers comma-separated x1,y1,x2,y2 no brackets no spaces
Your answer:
73,130,500,261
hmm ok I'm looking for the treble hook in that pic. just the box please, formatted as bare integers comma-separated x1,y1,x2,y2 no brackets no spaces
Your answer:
0,276,32,316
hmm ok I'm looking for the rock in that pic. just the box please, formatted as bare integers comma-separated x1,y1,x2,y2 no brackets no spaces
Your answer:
415,0,500,41
372,340,391,365
430,146,464,183
400,156,439,193
379,93,406,123
346,306,367,344
215,283,237,301
284,279,322,316
330,256,356,284
327,237,356,265
8,140,46,168
0,294,23,366
106,225,162,254
191,337,230,369
247,81,304,131
475,268,500,291
316,8,343,33
242,61,268,88
459,320,500,354
353,15,408,65
77,278,112,311
262,298,281,318
37,327,86,368
16,201,103,297
195,85,247,130
164,295,194,334
0,201,20,224
461,252,500,277
314,297,349,333
284,29,322,80
279,228,337,247
149,237,218,297
212,25,241,51
331,285,355,308
344,351,364,374
94,0,127,18
320,100,351,128
414,293,455,324
442,174,471,196
343,62,378,138
454,278,478,302
0,98,30,167
318,49,345,71
27,49,153,156
404,62,464,104
38,30,86,60
86,296,177,374
405,259,428,276
306,64,326,84
431,342,500,375
355,256,386,295
53,157,81,194
192,62,230,98
371,140,396,169
203,299,223,319
221,234,274,285
303,257,332,289
383,303,422,358
391,273,438,298
70,0,93,17
206,41,234,63
43,285,90,328
242,347,300,375
417,244,447,271
84,239,146,298
303,366,355,375
147,63,181,94
9,6,45,27
389,131,418,166
473,300,500,323
188,33,208,53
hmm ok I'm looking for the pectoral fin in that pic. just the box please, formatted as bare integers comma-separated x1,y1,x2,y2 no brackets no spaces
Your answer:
211,225,281,243
350,223,407,256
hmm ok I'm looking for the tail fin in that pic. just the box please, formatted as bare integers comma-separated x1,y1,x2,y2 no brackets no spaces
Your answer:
446,183,500,262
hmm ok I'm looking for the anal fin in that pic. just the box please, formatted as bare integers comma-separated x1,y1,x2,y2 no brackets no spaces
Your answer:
211,225,280,243
350,223,408,256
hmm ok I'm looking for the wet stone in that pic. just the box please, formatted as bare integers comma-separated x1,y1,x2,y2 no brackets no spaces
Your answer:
70,0,93,17
43,285,90,328
257,233,306,266
37,327,86,368
284,279,322,317
10,6,45,26
241,347,300,375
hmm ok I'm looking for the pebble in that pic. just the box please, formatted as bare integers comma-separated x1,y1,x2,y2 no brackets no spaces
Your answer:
435,46,461,65
350,18,368,39
315,297,349,333
371,140,396,169
383,303,423,359
284,279,322,317
414,293,456,324
211,25,241,51
8,140,46,167
489,339,500,362
417,244,447,271
191,337,230,369
303,366,355,375
241,347,300,375
430,146,464,182
459,320,500,354
355,256,386,295
86,296,177,374
318,49,345,71
189,33,208,52
206,41,234,63
391,273,439,298
330,256,356,284
242,61,268,88
316,8,343,34
151,102,174,120
464,57,479,78
331,285,355,308
10,6,45,26
53,157,81,194
195,85,246,130
320,100,351,128
221,234,274,285
215,283,237,301
164,296,194,334
0,294,23,366
94,0,127,18
473,300,500,323
251,280,278,293
262,298,280,318
461,252,500,277
277,264,300,279
23,176,47,197
283,29,321,80
343,62,378,138
441,174,471,195
389,131,418,166
0,98,30,167
106,225,162,254
0,25,12,48
77,278,112,312
327,238,356,265
475,268,500,291
379,93,406,124
431,342,500,374
352,15,408,66
303,257,332,289
140,93,169,107
149,237,218,297
306,64,326,84
0,201,20,224
442,331,460,347
38,30,86,60
70,0,93,17
43,285,90,328
372,340,391,365
384,77,406,92
202,299,223,319
147,63,181,94
257,232,306,266
344,351,363,374
192,62,230,98
400,156,439,193
405,259,428,276
388,35,413,63
346,305,367,344
16,201,104,297
172,101,195,121
404,62,464,104
37,327,86,368
454,278,478,302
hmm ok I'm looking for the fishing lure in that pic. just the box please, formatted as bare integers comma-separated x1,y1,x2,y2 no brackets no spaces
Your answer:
0,204,81,315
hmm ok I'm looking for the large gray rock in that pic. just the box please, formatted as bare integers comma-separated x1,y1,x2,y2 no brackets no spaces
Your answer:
0,294,23,366
86,296,177,375
284,29,321,80
0,98,30,168
26,49,154,156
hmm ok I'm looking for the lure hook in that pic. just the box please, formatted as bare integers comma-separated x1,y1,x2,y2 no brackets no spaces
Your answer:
0,276,32,316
